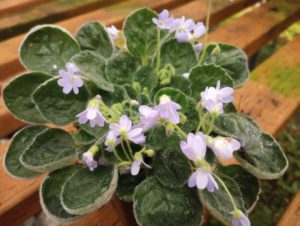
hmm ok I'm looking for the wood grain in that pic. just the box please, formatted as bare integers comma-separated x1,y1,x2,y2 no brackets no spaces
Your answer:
0,0,54,16
0,0,128,40
277,191,300,226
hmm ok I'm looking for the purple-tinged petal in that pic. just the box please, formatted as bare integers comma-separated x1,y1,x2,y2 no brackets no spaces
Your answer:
196,169,208,190
131,159,142,176
119,115,132,130
188,171,198,187
232,218,240,226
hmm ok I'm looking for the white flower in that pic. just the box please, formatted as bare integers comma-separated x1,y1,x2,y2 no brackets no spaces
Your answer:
207,136,241,159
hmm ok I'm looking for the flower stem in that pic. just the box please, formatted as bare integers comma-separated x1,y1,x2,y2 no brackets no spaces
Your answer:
121,141,132,161
206,113,216,135
196,112,208,133
125,138,134,158
213,173,238,210
156,27,161,75
198,0,212,65
173,124,187,139
112,146,125,162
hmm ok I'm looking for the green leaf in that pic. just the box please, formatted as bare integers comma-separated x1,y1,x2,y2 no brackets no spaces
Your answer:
133,65,158,93
169,75,192,96
203,43,249,87
214,113,288,179
3,72,51,123
147,126,180,151
154,87,188,112
72,51,114,92
133,177,202,226
200,174,246,226
76,21,114,58
153,148,191,188
124,8,160,60
159,39,197,76
32,78,90,126
4,126,47,179
72,129,96,145
79,124,108,138
20,128,76,172
40,166,82,224
189,65,233,98
116,172,146,202
61,165,118,215
20,25,80,75
216,165,261,211
106,51,140,85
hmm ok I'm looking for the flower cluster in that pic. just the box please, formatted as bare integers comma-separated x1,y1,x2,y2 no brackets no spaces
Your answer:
53,10,249,226
153,9,206,52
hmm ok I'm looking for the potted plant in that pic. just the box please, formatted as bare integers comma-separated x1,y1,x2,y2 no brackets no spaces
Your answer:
3,5,288,226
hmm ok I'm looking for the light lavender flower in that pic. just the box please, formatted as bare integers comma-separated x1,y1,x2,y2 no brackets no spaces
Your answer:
190,22,206,41
201,80,234,114
82,152,98,171
131,152,151,176
231,210,251,226
194,43,203,53
180,132,207,162
105,130,120,152
76,95,106,128
139,105,160,131
172,17,194,42
109,115,146,144
188,168,219,192
207,136,241,160
107,25,119,40
155,95,182,124
58,62,83,94
152,9,174,30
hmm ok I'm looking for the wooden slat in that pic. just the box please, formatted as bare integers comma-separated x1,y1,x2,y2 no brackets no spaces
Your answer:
0,0,129,41
277,191,300,226
0,0,260,137
207,0,300,57
0,0,54,16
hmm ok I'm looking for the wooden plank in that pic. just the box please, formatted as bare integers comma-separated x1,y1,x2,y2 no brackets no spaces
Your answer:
0,0,259,137
0,0,54,17
207,0,300,57
0,0,129,41
277,191,300,226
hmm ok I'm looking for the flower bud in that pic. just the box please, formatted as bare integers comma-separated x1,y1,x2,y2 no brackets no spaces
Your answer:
132,82,142,94
166,123,175,137
144,149,155,157
160,78,171,85
142,87,149,95
88,145,99,154
211,44,221,56
130,99,139,106
179,112,187,124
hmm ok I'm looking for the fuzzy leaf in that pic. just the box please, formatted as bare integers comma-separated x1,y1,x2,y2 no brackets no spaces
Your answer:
20,128,76,172
124,8,160,60
159,39,197,76
72,51,114,92
32,78,90,126
116,172,146,202
3,72,51,123
154,87,188,112
133,177,202,226
216,165,261,211
106,51,140,85
4,126,46,179
20,25,80,75
214,113,288,179
200,175,246,226
40,166,82,224
153,148,191,188
169,75,192,96
189,64,233,98
72,129,96,145
133,65,158,93
61,166,118,215
203,43,249,87
76,21,114,58
79,124,108,138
